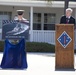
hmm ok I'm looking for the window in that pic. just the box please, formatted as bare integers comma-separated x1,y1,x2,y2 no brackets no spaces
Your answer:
33,13,41,30
44,13,56,30
0,12,12,28
33,13,56,30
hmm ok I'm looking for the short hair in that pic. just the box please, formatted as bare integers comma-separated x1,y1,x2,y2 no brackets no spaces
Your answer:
66,8,73,13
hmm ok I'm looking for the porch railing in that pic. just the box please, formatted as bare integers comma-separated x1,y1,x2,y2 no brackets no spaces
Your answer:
31,30,55,45
31,30,76,49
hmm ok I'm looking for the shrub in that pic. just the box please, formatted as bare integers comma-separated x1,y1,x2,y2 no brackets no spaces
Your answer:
0,40,76,53
0,40,55,53
26,42,55,53
0,41,4,52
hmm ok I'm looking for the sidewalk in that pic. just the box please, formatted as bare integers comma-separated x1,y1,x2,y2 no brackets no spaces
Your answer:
0,52,76,75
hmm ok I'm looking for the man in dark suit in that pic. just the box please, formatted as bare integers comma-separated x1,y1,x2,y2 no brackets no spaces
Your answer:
60,8,75,25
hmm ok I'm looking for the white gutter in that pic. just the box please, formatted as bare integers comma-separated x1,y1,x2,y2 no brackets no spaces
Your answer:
0,1,75,8
0,1,64,7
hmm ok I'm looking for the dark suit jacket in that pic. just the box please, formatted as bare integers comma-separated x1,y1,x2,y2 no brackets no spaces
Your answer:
60,15,75,25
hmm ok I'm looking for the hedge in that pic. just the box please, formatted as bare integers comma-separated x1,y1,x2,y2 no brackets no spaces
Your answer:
0,41,4,52
0,40,55,53
26,42,55,53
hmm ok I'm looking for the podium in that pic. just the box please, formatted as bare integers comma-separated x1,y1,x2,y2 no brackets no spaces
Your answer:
55,24,74,69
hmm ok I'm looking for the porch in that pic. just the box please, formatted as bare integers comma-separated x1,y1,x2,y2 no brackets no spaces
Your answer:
0,1,75,48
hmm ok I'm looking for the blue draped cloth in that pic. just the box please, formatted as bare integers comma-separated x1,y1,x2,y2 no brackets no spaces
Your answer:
0,39,28,69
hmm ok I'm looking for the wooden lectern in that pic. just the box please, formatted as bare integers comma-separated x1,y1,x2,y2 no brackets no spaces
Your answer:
55,24,74,69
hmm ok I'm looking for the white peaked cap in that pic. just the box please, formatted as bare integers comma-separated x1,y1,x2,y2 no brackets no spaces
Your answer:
66,8,73,12
16,10,24,12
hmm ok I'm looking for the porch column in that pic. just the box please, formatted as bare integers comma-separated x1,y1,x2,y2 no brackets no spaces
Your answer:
30,6,33,42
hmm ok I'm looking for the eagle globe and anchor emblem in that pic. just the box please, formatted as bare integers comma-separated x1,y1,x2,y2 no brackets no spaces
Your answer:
57,31,72,48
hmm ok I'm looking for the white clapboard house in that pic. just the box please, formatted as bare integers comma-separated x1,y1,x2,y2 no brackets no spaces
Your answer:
0,0,76,48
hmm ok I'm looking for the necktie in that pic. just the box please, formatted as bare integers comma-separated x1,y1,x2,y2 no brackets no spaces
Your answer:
66,18,69,24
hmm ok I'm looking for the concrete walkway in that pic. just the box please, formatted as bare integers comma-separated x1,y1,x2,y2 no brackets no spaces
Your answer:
0,52,76,75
